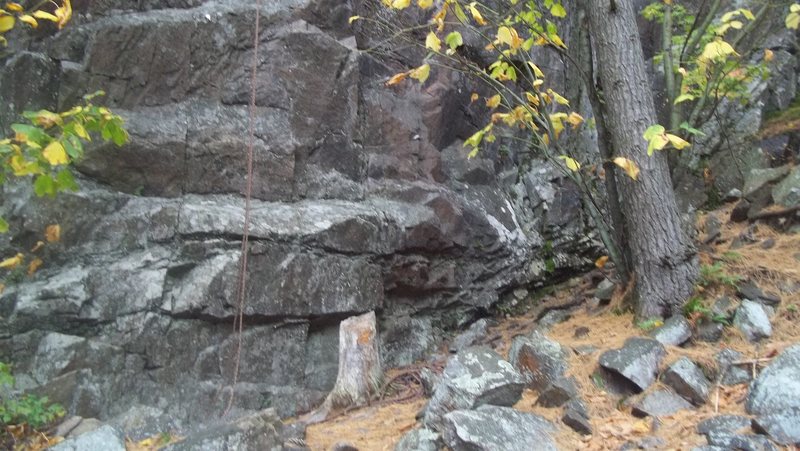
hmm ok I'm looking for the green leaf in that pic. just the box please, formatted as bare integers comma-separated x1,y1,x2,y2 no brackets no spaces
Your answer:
0,217,8,233
673,93,695,104
445,31,463,50
55,169,78,192
643,124,666,140
679,122,706,137
550,4,566,18
63,135,84,159
33,174,56,197
10,124,49,146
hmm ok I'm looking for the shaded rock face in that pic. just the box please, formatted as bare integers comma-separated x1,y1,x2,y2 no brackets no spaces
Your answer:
0,0,599,434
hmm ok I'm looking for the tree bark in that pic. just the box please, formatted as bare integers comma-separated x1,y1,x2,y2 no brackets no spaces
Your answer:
324,311,382,409
587,0,698,318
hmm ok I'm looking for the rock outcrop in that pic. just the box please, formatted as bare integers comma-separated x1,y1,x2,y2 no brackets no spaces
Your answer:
0,0,599,435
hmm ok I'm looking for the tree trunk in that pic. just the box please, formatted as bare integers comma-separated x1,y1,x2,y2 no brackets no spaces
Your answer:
324,311,382,409
586,0,698,318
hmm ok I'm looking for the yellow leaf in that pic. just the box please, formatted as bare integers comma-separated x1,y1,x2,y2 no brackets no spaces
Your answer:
613,157,640,181
432,7,446,32
348,15,361,24
595,255,609,269
674,93,694,104
470,93,479,103
425,31,441,52
409,63,430,83
5,2,23,12
558,155,580,172
0,253,24,269
647,133,669,155
787,8,800,29
30,241,45,253
700,39,737,61
467,2,487,25
32,10,58,22
527,61,545,79
764,49,774,62
45,224,61,243
43,141,68,165
417,0,433,9
485,94,501,109
27,257,43,276
391,0,410,9
73,122,89,140
385,72,408,86
549,89,570,106
19,14,37,28
567,112,584,128
0,283,5,295
10,155,39,176
0,14,14,32
525,92,540,107
549,34,566,48
496,26,523,51
666,133,690,150
54,0,71,29
33,110,62,128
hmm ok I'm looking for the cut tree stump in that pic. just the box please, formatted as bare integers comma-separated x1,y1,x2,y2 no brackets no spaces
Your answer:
301,311,382,424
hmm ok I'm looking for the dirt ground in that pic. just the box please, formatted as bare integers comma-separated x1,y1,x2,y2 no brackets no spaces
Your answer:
304,203,800,450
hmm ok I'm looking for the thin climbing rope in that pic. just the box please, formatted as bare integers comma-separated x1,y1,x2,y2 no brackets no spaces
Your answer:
223,0,261,417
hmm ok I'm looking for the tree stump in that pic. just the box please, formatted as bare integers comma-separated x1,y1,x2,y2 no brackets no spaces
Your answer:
302,311,382,424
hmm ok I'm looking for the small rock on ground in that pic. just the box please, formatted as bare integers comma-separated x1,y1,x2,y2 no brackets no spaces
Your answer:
422,347,524,429
598,338,666,392
662,357,710,405
631,389,693,418
649,316,692,346
441,405,556,451
733,300,772,342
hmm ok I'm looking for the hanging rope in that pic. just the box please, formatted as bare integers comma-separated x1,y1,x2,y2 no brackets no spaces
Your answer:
223,0,261,417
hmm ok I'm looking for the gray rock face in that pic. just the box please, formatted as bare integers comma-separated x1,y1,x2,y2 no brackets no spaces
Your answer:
697,415,752,435
421,347,524,429
716,349,752,386
165,409,282,451
599,338,666,392
773,166,800,208
747,345,800,415
394,428,441,451
0,0,604,432
508,331,568,391
695,319,724,343
449,319,491,353
706,431,778,451
743,166,791,199
649,316,692,346
631,389,693,417
562,399,592,436
737,281,781,307
752,408,800,445
536,376,579,407
49,424,126,451
441,405,556,451
595,278,616,301
662,357,711,405
734,300,773,342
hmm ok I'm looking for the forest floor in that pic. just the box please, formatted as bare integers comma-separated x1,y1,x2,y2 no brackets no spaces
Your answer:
302,203,800,451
